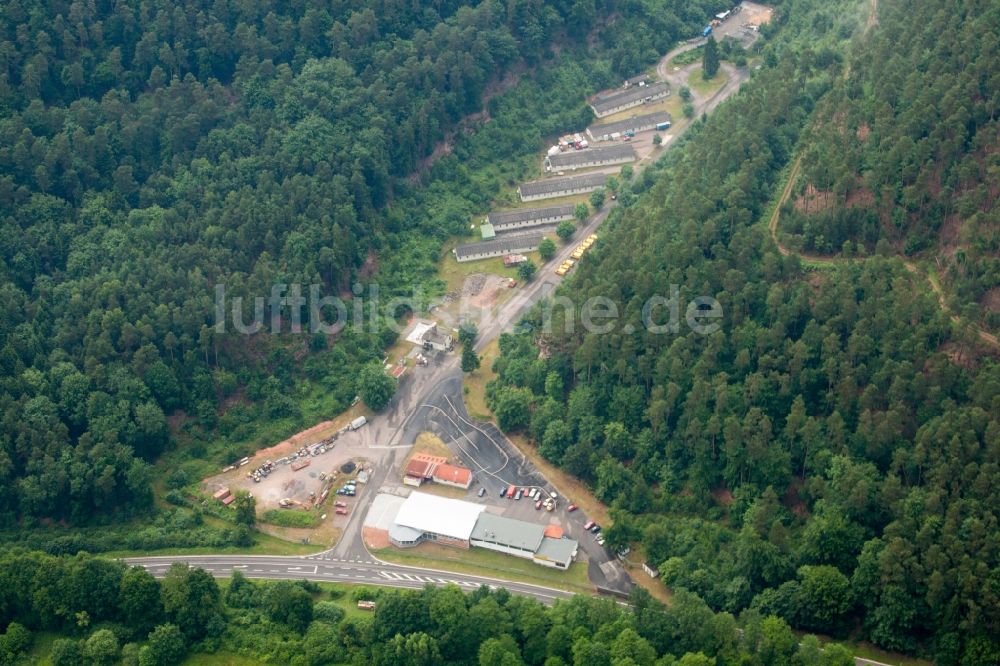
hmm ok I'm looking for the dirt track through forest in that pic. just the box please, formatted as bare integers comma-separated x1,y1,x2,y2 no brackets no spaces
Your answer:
768,157,998,349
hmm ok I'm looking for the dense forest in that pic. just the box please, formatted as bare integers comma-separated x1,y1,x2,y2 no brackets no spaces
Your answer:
0,549,858,665
486,0,1000,663
0,0,725,528
777,0,1000,329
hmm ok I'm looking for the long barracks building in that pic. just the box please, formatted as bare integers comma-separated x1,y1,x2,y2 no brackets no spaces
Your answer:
486,205,575,233
589,82,669,117
518,172,607,202
586,111,672,141
544,144,636,172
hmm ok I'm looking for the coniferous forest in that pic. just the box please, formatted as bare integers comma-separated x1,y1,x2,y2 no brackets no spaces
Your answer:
487,0,1000,663
1,0,998,664
0,0,720,526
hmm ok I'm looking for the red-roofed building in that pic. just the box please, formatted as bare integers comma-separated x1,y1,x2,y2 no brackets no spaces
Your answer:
543,525,564,539
432,463,473,490
404,459,434,487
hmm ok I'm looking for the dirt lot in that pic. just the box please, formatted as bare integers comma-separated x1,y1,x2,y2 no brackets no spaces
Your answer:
202,425,378,513
715,1,774,45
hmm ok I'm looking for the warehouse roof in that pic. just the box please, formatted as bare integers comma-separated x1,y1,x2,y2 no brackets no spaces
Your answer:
518,173,606,198
588,111,673,137
547,144,636,169
454,234,544,260
534,537,578,563
487,205,575,226
470,513,546,552
590,82,669,114
393,492,486,541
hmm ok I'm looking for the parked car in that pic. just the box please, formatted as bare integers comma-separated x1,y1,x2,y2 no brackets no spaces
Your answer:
567,503,577,512
515,490,523,500
478,487,486,497
335,507,348,515
499,487,507,498
535,500,542,510
590,524,601,534
335,501,347,508
596,535,605,545
583,520,595,530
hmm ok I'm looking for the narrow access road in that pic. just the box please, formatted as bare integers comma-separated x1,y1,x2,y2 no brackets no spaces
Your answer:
124,20,770,607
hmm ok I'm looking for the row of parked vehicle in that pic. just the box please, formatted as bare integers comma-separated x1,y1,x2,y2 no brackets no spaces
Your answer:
554,234,598,276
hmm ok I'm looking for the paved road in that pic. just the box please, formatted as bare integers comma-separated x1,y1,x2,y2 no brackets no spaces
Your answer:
127,554,573,605
125,21,762,606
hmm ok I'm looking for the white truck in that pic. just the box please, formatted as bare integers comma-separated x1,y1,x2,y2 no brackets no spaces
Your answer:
350,416,367,430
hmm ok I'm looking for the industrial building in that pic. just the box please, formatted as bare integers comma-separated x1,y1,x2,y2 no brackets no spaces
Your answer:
545,144,636,171
388,492,485,549
403,319,454,351
518,173,607,202
470,512,578,570
383,492,579,569
590,82,669,118
587,111,672,141
486,205,575,233
454,233,544,262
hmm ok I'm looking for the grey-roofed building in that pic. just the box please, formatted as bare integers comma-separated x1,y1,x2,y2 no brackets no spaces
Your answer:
545,144,636,172
470,513,545,558
518,173,607,202
590,82,669,117
453,233,544,262
533,537,579,569
486,205,575,232
587,111,673,141
624,73,649,87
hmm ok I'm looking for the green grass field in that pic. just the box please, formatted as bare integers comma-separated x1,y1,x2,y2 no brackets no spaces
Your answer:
372,544,593,594
687,67,729,96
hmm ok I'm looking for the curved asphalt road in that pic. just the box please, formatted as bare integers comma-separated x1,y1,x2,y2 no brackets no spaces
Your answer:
127,553,573,605
125,29,762,607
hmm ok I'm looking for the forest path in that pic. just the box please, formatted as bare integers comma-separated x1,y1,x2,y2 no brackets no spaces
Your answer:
766,0,996,349
767,151,998,349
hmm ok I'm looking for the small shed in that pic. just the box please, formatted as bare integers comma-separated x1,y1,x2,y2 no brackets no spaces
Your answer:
480,223,496,240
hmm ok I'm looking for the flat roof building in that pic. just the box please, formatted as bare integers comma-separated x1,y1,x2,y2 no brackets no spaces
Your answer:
469,513,579,569
533,537,578,569
454,233,544,262
587,111,673,141
590,82,669,117
518,173,607,202
470,513,546,558
389,492,486,549
486,205,575,232
545,144,636,171
480,223,496,240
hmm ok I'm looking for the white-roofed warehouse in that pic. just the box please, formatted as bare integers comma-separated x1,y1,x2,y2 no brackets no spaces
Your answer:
389,491,486,549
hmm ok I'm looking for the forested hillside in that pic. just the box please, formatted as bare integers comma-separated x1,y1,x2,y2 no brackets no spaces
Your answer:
777,0,1000,330
0,0,723,527
0,550,857,665
486,0,1000,663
